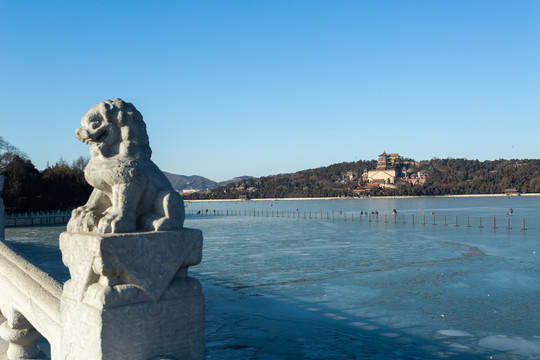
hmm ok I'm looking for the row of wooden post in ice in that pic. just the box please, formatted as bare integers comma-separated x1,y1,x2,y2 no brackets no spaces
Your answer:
188,208,530,231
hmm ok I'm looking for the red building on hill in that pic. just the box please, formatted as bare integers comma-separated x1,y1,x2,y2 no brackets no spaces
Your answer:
377,151,400,170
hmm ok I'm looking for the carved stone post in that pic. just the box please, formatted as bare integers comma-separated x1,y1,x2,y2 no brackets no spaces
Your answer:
59,99,205,359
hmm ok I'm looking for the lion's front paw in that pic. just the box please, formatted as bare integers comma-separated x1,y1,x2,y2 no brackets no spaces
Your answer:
97,213,136,233
97,215,114,233
68,206,101,232
67,218,81,232
71,206,85,219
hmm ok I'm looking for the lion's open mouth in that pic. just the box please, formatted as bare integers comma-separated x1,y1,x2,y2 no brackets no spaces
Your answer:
94,130,109,143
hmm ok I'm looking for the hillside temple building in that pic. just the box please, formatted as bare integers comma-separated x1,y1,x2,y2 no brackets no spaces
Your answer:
363,151,400,187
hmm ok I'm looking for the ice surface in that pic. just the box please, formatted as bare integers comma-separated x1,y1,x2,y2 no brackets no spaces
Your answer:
4,197,540,359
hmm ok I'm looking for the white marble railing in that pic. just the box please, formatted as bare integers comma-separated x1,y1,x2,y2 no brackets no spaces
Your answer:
5,211,72,218
0,174,62,358
0,241,62,359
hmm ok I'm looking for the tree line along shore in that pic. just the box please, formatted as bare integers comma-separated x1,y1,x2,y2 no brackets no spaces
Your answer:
2,136,540,212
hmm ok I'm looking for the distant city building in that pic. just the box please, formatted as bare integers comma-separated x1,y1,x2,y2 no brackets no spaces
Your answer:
362,151,427,190
365,182,381,190
364,151,401,185
379,182,397,190
407,171,428,185
181,189,198,194
377,151,401,170
364,169,397,184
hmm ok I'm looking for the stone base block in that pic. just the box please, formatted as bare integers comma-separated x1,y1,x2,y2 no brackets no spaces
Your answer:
60,277,204,360
59,229,205,359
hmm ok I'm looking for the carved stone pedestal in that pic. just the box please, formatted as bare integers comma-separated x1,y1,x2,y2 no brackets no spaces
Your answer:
59,229,204,360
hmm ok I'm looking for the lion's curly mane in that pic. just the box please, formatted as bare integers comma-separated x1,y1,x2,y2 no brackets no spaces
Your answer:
93,98,152,159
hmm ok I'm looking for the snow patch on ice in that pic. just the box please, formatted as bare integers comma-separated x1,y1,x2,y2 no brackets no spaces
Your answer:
478,335,540,357
448,343,471,351
437,329,474,337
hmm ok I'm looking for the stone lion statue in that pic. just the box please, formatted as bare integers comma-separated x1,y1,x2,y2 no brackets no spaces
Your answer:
67,99,185,233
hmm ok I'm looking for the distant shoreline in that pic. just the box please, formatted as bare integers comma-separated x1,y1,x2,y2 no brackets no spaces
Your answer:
185,193,540,202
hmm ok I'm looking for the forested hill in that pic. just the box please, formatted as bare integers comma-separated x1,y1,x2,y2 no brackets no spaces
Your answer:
184,159,377,200
412,158,540,195
183,158,540,200
184,159,378,200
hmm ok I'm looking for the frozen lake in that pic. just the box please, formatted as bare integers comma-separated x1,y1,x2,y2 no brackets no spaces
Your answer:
4,196,540,359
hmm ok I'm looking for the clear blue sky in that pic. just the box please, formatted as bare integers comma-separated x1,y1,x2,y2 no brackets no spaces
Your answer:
1,1,539,181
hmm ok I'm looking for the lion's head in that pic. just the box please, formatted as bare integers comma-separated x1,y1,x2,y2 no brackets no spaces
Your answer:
76,99,151,159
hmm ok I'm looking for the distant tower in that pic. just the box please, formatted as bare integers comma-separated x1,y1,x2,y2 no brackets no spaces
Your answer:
377,151,400,170
377,151,392,170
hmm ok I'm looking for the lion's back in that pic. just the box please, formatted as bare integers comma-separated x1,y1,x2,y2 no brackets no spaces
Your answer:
138,160,176,193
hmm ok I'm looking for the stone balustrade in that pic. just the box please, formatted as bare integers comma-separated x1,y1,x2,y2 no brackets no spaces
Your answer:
0,240,62,359
0,174,62,358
